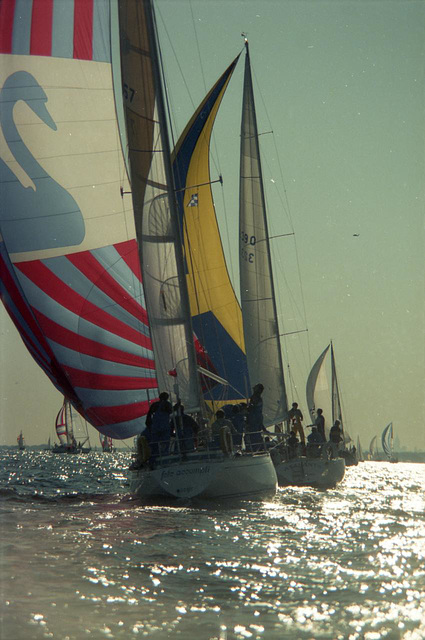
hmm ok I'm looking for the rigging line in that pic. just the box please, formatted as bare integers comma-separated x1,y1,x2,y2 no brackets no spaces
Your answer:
175,177,223,193
154,4,196,151
189,0,208,95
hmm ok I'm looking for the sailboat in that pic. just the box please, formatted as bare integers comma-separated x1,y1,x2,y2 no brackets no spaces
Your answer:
308,342,357,467
381,422,398,463
368,435,379,461
17,431,25,451
52,399,91,454
100,434,115,453
237,42,344,489
126,7,277,501
0,1,276,500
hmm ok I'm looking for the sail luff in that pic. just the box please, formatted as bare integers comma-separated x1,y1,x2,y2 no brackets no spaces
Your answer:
239,42,288,426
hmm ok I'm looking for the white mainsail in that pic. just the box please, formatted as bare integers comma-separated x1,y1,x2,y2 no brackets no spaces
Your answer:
119,0,202,412
239,42,287,427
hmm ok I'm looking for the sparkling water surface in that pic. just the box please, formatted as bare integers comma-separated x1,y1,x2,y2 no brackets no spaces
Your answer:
0,449,424,640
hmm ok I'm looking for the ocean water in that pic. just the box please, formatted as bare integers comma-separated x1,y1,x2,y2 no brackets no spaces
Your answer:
0,450,424,640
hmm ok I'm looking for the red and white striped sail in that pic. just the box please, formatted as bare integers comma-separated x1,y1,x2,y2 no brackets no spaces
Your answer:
0,1,182,438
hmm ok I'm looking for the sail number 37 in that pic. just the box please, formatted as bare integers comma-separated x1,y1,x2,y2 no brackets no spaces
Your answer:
241,231,256,263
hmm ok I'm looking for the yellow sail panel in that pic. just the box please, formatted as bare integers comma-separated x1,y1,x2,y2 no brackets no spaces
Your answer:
172,57,250,402
184,133,243,342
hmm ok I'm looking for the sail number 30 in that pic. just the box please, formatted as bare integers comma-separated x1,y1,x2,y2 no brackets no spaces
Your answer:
241,232,256,263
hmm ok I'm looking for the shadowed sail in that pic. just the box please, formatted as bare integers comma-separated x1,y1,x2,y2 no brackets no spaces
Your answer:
0,1,166,438
238,42,288,426
172,57,251,406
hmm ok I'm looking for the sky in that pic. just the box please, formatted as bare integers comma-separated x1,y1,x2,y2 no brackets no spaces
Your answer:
1,0,424,451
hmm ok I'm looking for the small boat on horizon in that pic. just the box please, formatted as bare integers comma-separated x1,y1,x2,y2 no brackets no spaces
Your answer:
382,422,398,463
17,431,25,451
51,399,91,455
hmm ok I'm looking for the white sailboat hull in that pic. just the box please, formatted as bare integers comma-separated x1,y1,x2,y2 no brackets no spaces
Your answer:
129,451,277,500
274,456,345,489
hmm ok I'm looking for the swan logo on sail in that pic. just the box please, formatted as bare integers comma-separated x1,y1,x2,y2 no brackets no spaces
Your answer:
0,71,86,254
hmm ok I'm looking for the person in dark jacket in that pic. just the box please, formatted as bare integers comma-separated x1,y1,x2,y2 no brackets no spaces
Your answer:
314,408,325,441
172,403,199,453
329,420,343,458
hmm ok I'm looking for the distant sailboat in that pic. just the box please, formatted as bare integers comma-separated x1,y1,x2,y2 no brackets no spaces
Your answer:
17,431,25,451
381,422,398,463
369,435,378,461
52,399,91,454
127,9,277,500
237,42,344,488
307,342,358,466
100,434,115,453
